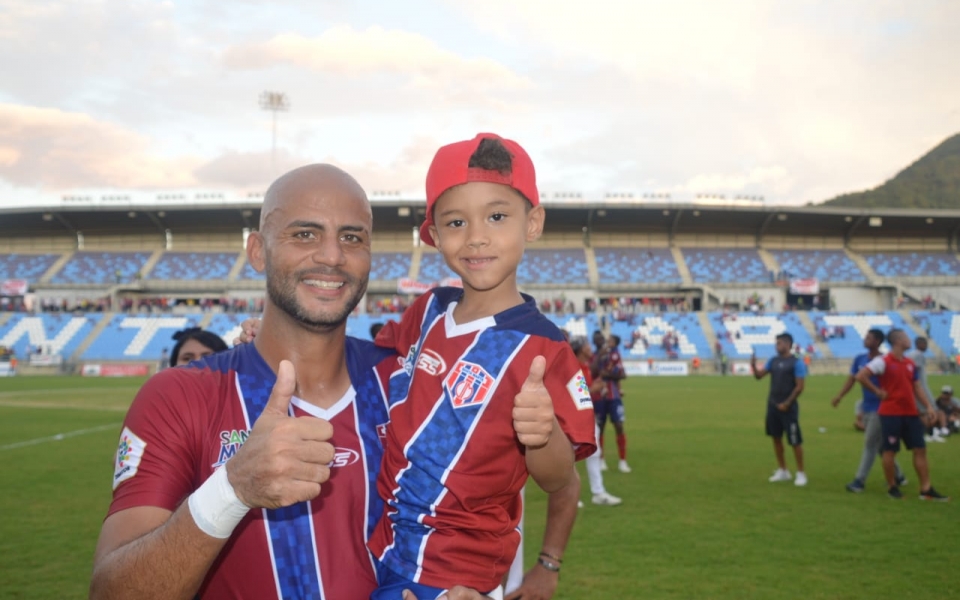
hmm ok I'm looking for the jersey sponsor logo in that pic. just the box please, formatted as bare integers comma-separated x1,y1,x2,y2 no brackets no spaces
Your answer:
376,423,388,442
213,428,252,468
330,447,361,468
444,360,493,408
416,349,447,376
566,373,594,410
113,426,147,490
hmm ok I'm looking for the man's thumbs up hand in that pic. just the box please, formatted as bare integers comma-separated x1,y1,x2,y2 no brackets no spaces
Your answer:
513,356,555,449
227,360,335,509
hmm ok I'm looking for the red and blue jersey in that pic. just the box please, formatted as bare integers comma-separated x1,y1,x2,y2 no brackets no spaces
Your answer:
866,353,919,416
601,348,625,401
107,338,397,600
368,287,597,592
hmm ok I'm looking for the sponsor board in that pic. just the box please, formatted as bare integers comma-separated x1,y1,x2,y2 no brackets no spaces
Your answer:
82,363,150,377
623,361,690,376
732,362,754,375
29,354,62,366
0,361,12,377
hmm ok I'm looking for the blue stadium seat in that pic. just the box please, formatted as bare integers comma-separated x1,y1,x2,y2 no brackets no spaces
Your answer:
0,313,103,358
51,251,152,284
594,248,682,284
370,252,412,280
912,310,960,356
238,261,265,280
770,249,865,282
517,249,589,284
148,252,237,280
418,253,456,282
81,314,202,360
864,252,960,277
0,253,60,281
808,311,912,358
709,312,818,359
683,248,769,284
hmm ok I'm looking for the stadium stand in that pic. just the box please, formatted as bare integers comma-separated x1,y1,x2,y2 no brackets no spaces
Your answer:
912,310,960,356
864,252,960,277
594,248,682,284
517,249,589,285
683,248,769,284
238,261,265,280
418,252,456,282
370,252,412,280
610,313,709,358
0,253,60,281
0,313,103,358
50,251,152,284
710,312,818,358
82,314,202,360
769,249,866,282
147,251,238,280
809,311,910,358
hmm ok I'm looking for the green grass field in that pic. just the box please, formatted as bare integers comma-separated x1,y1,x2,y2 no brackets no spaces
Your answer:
1,373,956,599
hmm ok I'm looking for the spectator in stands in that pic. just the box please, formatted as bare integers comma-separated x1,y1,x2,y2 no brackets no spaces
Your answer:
569,336,622,506
368,322,384,340
170,327,229,368
935,385,960,433
751,333,808,486
854,328,948,501
830,329,906,493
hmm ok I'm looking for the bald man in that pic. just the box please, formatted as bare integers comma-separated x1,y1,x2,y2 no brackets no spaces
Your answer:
90,165,492,599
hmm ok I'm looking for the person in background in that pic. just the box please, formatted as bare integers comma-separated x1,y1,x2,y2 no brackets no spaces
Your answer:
905,336,945,443
170,327,229,368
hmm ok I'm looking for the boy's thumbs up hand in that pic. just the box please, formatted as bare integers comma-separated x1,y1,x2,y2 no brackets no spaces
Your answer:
226,360,335,509
513,356,555,449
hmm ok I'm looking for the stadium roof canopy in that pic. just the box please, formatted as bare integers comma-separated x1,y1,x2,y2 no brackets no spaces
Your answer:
4,197,960,243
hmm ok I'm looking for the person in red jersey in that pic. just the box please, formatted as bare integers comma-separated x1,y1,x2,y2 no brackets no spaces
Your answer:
855,328,949,502
368,134,597,599
90,165,504,600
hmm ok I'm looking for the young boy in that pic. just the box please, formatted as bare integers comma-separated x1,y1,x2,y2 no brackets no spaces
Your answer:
368,133,597,598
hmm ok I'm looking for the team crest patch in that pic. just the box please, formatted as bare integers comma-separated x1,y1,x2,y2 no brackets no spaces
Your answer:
444,360,493,408
566,373,594,410
113,426,147,490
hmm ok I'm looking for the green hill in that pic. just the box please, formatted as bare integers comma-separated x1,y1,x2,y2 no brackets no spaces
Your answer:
822,133,960,208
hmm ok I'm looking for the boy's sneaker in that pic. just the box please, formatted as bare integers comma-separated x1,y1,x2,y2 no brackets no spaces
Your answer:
768,468,792,482
618,460,632,473
919,487,950,502
845,479,865,493
938,427,951,437
599,461,608,472
896,474,908,487
887,485,903,499
794,472,808,487
591,492,623,506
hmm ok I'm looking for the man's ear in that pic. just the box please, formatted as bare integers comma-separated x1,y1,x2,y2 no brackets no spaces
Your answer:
246,231,266,273
428,224,441,249
525,205,545,242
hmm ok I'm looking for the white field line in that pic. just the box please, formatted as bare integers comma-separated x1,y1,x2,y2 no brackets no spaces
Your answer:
0,423,120,451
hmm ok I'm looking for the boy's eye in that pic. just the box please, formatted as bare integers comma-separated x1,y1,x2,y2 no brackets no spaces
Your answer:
490,213,506,222
447,219,465,228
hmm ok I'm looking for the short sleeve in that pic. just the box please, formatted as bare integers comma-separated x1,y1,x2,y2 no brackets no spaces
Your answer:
865,356,885,375
107,369,208,517
764,358,774,371
795,360,808,378
849,357,861,376
543,343,599,461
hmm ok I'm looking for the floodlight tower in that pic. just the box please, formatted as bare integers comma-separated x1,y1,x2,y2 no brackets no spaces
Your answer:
259,91,290,175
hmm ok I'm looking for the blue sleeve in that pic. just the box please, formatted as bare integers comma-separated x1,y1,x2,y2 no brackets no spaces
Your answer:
849,357,860,376
764,358,774,371
795,360,808,378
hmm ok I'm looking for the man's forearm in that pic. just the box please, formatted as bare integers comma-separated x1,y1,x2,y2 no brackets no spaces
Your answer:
90,504,230,600
540,469,580,560
526,420,575,493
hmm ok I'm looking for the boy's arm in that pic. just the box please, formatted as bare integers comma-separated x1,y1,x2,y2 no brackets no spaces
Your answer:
504,470,580,600
514,356,575,493
830,374,857,407
750,353,767,379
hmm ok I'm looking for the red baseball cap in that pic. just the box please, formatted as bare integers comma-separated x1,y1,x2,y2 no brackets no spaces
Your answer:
420,133,539,247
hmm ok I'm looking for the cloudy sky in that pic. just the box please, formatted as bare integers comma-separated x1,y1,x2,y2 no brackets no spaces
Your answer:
1,0,957,207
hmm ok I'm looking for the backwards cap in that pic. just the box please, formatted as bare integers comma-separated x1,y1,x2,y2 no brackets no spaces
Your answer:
420,133,539,247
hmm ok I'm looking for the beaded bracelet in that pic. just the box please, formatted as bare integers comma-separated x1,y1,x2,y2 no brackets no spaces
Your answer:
537,556,561,573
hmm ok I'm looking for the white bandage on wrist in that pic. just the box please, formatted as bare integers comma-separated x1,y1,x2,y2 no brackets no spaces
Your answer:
188,466,249,539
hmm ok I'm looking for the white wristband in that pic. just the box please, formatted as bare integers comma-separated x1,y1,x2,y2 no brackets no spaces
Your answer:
188,466,249,539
